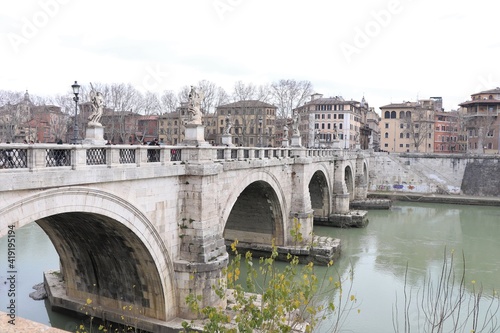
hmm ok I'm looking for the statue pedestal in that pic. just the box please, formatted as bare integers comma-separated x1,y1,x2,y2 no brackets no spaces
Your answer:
281,139,289,148
221,134,234,147
178,124,210,147
290,135,302,147
332,140,342,150
83,125,106,145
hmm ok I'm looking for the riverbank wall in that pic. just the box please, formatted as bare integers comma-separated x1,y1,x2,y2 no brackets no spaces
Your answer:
369,152,500,197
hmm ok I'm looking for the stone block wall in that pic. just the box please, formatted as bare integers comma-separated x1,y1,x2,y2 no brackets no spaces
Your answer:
461,159,500,196
369,152,500,196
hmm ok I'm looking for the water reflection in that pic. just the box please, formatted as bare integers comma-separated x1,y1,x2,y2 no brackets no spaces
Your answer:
314,201,500,332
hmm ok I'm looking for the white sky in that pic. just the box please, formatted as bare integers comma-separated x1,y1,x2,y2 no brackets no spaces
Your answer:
1,0,499,113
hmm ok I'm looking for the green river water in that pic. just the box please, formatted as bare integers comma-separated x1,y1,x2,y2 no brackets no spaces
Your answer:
1,201,499,332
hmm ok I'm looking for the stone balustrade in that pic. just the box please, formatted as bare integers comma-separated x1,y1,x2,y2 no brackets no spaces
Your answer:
0,144,353,172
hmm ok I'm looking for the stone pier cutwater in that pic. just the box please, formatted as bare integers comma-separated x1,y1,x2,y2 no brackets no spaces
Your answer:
315,210,370,228
350,198,392,210
226,235,341,266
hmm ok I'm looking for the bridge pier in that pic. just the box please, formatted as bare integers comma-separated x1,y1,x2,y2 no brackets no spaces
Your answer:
175,162,229,318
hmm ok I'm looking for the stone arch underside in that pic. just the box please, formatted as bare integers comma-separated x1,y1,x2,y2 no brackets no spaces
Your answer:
0,187,176,321
345,165,355,200
308,170,330,219
223,178,285,246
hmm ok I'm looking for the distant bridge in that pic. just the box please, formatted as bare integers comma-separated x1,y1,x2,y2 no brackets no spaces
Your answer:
0,143,369,331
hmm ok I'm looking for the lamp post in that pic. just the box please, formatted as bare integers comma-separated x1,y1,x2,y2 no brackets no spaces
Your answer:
258,115,263,147
71,81,80,144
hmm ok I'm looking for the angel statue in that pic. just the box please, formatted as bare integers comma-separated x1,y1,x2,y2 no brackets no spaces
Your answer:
224,115,232,135
291,110,300,136
187,85,204,125
88,84,104,125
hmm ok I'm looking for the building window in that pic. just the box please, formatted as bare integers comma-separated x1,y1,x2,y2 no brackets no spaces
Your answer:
384,132,389,138
384,143,389,147
406,133,410,138
400,133,403,138
399,144,403,147
384,111,390,119
391,111,396,118
385,123,389,128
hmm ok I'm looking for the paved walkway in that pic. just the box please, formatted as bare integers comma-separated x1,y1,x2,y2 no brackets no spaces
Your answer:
0,311,68,333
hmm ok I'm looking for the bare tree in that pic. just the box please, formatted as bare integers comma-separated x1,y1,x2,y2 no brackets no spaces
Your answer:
270,79,313,119
160,90,179,114
178,85,191,104
214,86,230,108
198,80,218,114
0,90,28,142
464,114,498,154
232,81,257,101
49,111,69,142
140,91,162,115
400,106,435,153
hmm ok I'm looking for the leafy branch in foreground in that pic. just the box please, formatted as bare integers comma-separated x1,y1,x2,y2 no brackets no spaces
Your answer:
393,248,500,333
181,239,359,333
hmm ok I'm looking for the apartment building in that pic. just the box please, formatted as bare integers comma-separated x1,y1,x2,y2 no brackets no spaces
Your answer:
459,88,500,154
215,100,277,147
0,91,68,143
379,97,441,153
293,94,373,149
434,110,466,153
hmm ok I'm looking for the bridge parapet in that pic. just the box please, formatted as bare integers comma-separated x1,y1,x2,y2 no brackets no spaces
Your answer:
0,144,350,172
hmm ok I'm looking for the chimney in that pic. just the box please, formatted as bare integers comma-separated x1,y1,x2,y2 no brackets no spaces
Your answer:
311,93,323,101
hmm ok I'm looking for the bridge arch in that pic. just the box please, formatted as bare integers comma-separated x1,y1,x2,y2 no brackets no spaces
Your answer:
345,165,355,200
307,164,332,220
0,187,176,321
221,170,286,246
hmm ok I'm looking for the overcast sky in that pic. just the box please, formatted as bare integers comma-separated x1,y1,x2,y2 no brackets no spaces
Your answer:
1,0,499,113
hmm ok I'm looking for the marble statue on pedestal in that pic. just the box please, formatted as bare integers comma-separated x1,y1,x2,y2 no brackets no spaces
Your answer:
88,86,104,126
291,110,300,136
187,86,204,125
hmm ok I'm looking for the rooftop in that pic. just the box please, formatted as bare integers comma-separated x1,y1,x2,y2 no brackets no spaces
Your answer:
218,100,277,109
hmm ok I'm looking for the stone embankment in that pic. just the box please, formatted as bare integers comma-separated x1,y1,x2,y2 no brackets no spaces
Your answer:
369,152,500,204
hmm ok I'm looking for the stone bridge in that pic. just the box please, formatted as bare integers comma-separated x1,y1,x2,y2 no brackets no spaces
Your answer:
0,143,369,331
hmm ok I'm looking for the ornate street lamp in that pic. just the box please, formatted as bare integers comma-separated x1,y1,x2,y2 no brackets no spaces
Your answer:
71,81,80,144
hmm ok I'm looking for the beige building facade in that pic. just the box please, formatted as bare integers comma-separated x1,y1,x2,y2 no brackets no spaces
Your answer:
379,98,441,153
215,100,277,147
294,94,374,149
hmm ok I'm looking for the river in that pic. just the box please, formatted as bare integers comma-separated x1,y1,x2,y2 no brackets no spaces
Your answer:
1,201,499,332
